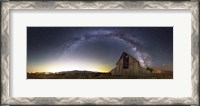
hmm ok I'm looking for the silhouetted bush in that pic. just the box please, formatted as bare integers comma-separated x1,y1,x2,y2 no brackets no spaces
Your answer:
146,67,154,73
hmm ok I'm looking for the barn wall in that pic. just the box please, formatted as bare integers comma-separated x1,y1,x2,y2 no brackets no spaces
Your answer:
129,57,139,76
114,58,124,75
110,54,148,76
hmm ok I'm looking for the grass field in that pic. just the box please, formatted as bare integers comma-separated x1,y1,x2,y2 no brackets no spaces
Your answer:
27,71,173,79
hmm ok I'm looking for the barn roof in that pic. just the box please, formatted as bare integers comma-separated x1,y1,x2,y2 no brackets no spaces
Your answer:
116,52,140,66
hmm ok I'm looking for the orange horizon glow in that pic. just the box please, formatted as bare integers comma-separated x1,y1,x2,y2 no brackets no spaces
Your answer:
27,61,113,73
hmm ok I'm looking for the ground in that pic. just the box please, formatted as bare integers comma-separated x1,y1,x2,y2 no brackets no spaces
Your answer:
27,71,173,79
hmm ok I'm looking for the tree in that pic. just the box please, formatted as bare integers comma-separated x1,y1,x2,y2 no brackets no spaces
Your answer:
146,67,153,73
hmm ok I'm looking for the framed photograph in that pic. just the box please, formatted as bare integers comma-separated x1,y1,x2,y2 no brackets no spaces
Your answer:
1,0,199,106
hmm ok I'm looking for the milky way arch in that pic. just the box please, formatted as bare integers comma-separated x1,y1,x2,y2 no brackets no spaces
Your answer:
61,30,152,67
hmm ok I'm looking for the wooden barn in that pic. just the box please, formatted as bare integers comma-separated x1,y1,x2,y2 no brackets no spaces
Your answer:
110,52,150,76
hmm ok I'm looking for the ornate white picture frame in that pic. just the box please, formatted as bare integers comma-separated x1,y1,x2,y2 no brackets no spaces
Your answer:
1,1,199,106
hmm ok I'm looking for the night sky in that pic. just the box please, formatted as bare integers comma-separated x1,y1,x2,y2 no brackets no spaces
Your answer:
27,27,173,73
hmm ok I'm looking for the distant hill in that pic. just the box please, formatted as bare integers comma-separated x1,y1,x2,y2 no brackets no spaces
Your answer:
58,70,106,74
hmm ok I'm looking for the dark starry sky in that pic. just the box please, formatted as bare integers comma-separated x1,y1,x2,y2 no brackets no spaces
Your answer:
27,27,173,72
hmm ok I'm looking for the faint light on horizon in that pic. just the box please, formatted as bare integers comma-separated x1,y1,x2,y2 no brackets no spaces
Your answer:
29,61,113,73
